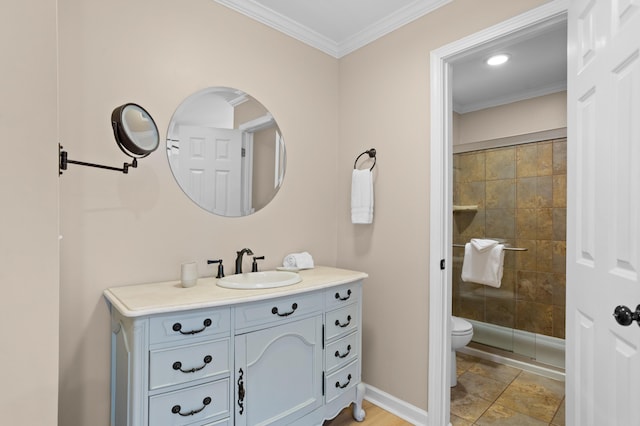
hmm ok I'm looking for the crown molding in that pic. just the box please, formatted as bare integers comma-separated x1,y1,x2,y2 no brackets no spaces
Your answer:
338,0,452,57
214,0,451,58
453,81,567,114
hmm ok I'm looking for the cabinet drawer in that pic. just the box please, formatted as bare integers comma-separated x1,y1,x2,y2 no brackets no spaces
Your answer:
325,303,358,341
149,379,230,426
150,338,230,390
325,331,359,374
203,419,230,426
150,308,231,345
325,282,360,311
325,360,360,403
234,292,323,331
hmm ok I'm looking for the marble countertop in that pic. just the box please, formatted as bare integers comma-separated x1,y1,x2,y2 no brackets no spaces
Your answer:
104,266,367,317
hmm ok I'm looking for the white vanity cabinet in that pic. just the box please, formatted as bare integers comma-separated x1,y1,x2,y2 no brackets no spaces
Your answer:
104,267,366,426
110,306,233,426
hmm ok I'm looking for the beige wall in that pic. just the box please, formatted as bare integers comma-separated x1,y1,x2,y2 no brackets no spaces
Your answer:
0,0,60,425
57,0,339,424
337,0,550,410
455,91,567,145
0,0,556,424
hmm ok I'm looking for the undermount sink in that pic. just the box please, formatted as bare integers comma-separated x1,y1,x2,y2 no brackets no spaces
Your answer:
217,270,302,289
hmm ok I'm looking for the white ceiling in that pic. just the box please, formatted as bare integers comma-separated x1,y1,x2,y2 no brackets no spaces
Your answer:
214,0,451,58
451,18,567,113
214,0,567,114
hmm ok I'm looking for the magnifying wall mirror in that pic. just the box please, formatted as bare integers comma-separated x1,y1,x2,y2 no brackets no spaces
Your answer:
167,87,286,217
59,103,159,175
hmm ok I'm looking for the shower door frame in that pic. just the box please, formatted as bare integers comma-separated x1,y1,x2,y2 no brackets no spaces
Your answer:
427,2,568,425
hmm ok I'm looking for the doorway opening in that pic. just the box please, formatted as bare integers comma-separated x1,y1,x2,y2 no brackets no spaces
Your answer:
427,2,568,425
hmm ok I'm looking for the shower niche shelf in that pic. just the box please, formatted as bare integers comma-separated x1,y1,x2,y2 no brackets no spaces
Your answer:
453,205,478,212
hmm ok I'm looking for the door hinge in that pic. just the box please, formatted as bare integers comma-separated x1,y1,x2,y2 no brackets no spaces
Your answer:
440,259,446,270
241,147,246,157
322,371,325,396
322,325,325,349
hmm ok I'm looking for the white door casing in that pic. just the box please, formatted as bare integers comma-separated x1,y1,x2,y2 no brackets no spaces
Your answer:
566,0,640,425
428,2,568,425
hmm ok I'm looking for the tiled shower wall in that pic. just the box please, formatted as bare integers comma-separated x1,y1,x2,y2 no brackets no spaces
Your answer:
452,138,567,340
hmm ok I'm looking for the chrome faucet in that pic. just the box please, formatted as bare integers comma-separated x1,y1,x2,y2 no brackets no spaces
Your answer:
235,248,254,274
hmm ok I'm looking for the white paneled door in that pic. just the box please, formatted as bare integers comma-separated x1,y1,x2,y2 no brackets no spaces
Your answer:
567,0,640,424
178,125,243,216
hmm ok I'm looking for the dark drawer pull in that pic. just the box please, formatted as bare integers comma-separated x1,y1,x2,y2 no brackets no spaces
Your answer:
172,355,213,373
335,374,352,389
334,289,352,301
335,315,352,328
334,345,352,359
272,303,298,317
172,318,212,335
171,397,211,417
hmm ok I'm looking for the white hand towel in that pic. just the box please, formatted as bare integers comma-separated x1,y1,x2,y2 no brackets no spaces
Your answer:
470,238,498,252
283,252,314,269
461,239,505,288
351,169,374,224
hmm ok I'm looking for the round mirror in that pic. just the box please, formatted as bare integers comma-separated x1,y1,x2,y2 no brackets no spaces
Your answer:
167,87,286,217
111,103,160,157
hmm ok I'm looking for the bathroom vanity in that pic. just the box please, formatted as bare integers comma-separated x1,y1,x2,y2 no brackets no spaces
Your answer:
104,266,367,426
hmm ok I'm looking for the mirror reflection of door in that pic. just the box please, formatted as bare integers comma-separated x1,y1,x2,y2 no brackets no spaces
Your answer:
176,125,243,216
166,87,286,217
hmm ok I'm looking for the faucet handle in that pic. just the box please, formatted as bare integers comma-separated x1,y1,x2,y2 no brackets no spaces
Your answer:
252,256,265,272
207,259,224,278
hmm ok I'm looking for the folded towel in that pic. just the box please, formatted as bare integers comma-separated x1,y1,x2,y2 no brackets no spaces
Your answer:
461,239,505,288
351,169,374,224
283,252,314,269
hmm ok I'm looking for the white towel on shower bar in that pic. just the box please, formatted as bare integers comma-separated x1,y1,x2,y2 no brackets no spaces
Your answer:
351,169,374,224
461,239,505,288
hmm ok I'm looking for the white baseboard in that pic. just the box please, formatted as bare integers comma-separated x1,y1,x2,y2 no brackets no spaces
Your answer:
362,383,428,425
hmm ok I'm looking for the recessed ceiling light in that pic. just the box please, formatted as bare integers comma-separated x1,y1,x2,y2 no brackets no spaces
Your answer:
486,54,510,66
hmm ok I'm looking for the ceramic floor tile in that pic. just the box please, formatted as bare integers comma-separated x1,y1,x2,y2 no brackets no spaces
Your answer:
509,371,564,400
450,387,493,423
495,372,564,422
450,413,473,426
456,353,476,376
475,402,549,425
466,357,521,384
455,371,509,402
551,398,565,425
452,353,565,426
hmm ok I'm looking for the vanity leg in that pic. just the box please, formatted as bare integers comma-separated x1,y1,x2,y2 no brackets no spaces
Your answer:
352,383,366,421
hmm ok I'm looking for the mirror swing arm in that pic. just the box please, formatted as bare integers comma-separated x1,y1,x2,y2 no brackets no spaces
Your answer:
59,103,160,176
59,144,139,175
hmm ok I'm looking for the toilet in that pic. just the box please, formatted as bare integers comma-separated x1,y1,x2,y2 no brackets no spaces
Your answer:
450,316,473,387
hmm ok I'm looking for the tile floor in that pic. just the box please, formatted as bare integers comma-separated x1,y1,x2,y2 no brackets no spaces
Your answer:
451,353,565,425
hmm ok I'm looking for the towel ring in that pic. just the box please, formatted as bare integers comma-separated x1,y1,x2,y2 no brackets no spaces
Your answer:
354,148,376,171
